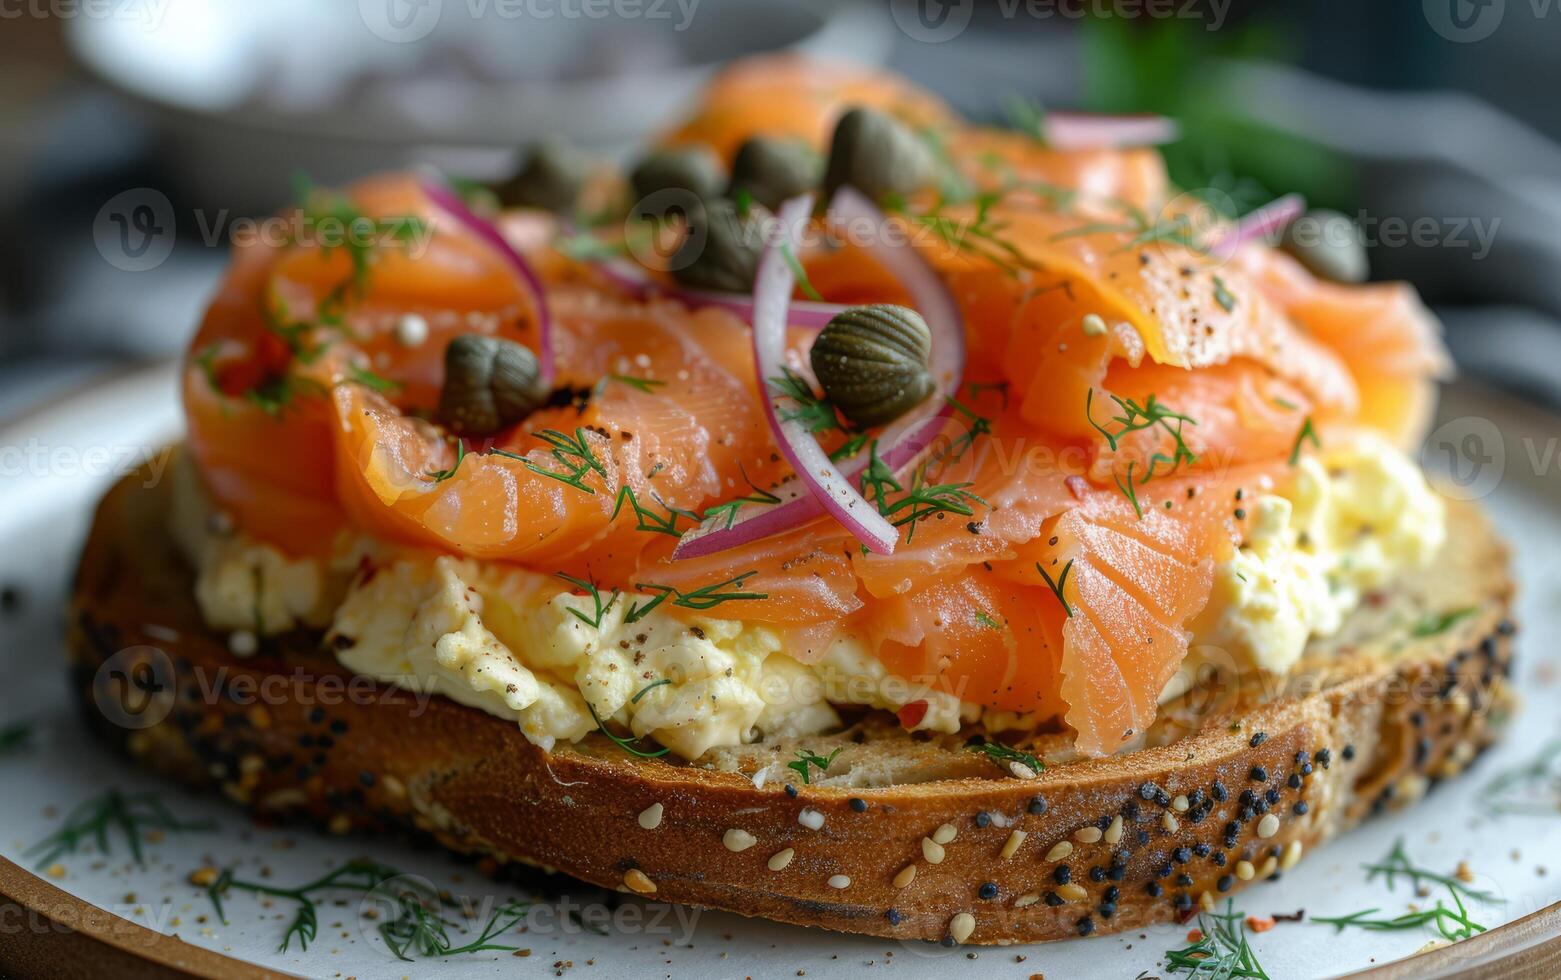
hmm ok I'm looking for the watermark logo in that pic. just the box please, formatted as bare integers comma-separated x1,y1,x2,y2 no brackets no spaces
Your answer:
625,189,708,273
359,0,444,42
889,0,975,43
1424,0,1505,41
1422,415,1504,501
92,645,176,730
93,188,175,272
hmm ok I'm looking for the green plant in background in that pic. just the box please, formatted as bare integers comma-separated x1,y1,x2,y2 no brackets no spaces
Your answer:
1079,16,1355,217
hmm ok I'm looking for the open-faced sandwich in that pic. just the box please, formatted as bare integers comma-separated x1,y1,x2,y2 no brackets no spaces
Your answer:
69,56,1516,945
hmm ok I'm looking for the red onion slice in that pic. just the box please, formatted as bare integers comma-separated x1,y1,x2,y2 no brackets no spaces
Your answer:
1044,112,1180,150
673,189,967,559
592,256,848,329
1209,193,1305,261
420,176,556,384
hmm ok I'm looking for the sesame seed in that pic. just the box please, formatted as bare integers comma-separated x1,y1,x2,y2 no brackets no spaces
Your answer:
1074,826,1103,844
768,848,795,871
724,828,757,852
949,912,976,944
623,869,656,894
1081,313,1107,337
1199,891,1216,913
922,838,946,864
1009,761,1037,780
1046,841,1074,861
637,803,664,830
1258,855,1279,878
1057,883,1088,902
1162,812,1179,833
828,874,851,890
1103,815,1124,845
228,630,258,657
893,864,917,888
1001,830,1027,860
1236,860,1256,881
932,823,958,845
1014,893,1040,908
798,809,824,830
1257,814,1280,839
1280,840,1304,871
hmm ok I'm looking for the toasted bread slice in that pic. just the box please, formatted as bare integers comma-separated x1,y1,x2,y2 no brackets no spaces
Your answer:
66,470,1516,945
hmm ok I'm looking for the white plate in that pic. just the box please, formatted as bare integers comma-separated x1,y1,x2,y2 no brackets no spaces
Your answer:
1,367,1558,979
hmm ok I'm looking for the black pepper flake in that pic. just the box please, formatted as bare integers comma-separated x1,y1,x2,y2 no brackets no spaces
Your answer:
978,882,998,900
1249,732,1267,748
1340,745,1354,762
849,797,867,813
1234,508,1247,521
1028,796,1049,816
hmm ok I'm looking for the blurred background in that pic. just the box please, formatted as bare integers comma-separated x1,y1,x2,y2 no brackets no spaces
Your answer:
2,0,1560,421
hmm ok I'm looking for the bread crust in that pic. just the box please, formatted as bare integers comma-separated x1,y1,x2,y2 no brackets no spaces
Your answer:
66,473,1517,945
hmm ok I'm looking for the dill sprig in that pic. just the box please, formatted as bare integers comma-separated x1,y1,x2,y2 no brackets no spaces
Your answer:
1035,559,1075,618
1480,739,1561,817
626,572,768,624
858,441,987,542
1086,389,1199,517
779,241,825,301
205,858,529,958
605,374,667,394
1163,900,1271,979
424,438,466,483
555,572,620,631
30,789,215,869
701,465,783,530
1313,890,1487,942
966,737,1043,775
1288,416,1320,465
974,609,1005,631
611,485,696,538
1364,837,1503,905
769,368,846,435
584,700,671,759
519,428,607,494
1411,607,1477,638
346,363,402,394
787,747,843,785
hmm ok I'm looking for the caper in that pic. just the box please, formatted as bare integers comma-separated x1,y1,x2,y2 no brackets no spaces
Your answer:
1280,209,1368,283
495,139,590,214
669,198,770,293
629,146,726,205
810,304,935,428
438,334,547,436
729,137,820,211
822,106,935,204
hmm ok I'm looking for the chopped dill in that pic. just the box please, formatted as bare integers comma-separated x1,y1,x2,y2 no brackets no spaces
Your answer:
701,465,783,530
1289,416,1320,465
858,441,987,542
966,737,1043,774
769,367,845,435
828,432,870,463
1163,900,1271,979
974,609,1005,631
555,572,620,631
30,789,214,869
626,572,768,623
787,747,843,785
424,439,466,483
585,700,671,758
346,363,402,394
1035,559,1075,618
605,374,667,394
611,485,695,538
1086,389,1199,517
778,241,825,301
522,427,606,494
1411,607,1477,638
1212,275,1237,313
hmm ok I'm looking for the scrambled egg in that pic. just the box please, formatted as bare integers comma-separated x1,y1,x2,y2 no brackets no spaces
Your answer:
173,432,1444,759
1188,432,1446,680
